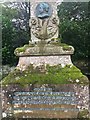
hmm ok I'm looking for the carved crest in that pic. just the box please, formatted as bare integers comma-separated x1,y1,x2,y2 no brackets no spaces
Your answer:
30,17,59,40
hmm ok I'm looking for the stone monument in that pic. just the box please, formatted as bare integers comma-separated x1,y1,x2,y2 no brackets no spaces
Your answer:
1,0,90,119
14,0,74,70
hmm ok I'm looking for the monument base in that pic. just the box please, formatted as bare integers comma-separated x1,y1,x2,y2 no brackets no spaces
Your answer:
14,43,74,56
14,42,75,70
1,43,89,119
2,64,89,85
2,63,89,118
2,84,90,118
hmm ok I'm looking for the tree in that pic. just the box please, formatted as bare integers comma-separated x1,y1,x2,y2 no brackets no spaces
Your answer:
2,2,90,66
2,2,30,66
2,6,18,65
58,2,89,60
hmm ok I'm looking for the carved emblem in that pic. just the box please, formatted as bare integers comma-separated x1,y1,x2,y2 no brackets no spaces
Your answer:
30,17,59,40
29,2,59,40
35,2,52,19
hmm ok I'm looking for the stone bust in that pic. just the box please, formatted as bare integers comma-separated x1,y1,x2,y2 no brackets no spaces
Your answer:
35,2,52,19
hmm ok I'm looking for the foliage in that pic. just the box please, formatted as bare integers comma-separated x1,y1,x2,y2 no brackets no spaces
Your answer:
2,3,30,66
2,2,90,66
58,2,90,60
2,6,18,65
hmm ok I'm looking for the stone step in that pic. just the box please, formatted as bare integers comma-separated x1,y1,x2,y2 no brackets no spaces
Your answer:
15,110,78,118
13,104,79,118
13,104,77,109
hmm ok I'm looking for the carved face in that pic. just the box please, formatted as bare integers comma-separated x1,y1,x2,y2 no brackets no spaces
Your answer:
39,3,49,14
35,2,52,19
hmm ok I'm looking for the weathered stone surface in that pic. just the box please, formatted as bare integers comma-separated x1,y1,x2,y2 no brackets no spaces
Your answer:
30,0,59,42
15,44,74,56
2,64,89,85
14,43,74,70
2,84,89,118
17,55,73,70
1,0,90,119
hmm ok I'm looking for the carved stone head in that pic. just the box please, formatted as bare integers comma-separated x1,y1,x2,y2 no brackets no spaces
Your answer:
35,2,52,19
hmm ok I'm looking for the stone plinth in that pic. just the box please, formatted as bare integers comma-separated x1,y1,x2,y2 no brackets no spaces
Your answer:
17,56,72,70
2,84,90,118
14,43,74,70
15,44,74,56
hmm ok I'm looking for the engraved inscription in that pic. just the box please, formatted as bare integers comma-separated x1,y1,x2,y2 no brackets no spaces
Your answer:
13,87,78,113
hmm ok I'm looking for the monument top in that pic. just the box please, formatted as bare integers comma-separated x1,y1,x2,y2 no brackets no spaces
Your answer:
30,0,59,42
35,2,53,19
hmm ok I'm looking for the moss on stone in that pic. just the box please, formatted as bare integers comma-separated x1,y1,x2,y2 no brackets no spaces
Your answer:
2,64,89,86
15,41,73,56
50,42,73,51
51,38,61,42
15,47,26,53
62,45,72,51
14,44,35,55
77,109,90,118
